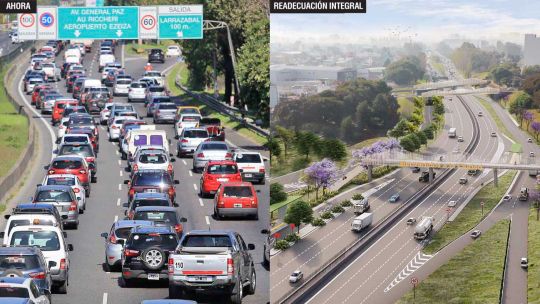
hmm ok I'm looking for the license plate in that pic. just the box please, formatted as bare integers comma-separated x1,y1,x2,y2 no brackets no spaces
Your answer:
145,189,157,193
193,276,210,282
217,178,229,182
244,174,252,178
234,203,243,208
147,273,159,280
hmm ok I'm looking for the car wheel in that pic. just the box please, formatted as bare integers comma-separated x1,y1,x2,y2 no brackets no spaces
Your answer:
56,280,67,294
230,277,243,304
127,98,131,103
259,178,265,185
120,276,133,288
91,176,97,183
141,247,166,270
103,258,111,272
79,208,84,214
247,267,256,295
121,152,127,160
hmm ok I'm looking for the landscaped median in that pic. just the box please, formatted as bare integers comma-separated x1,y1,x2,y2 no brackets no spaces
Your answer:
424,170,516,254
529,205,540,302
399,219,510,304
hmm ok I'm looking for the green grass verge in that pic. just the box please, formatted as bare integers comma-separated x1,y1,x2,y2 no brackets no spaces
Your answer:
0,64,29,178
125,40,177,56
270,195,301,214
398,97,414,119
475,96,517,142
529,206,540,302
424,170,516,254
398,219,510,304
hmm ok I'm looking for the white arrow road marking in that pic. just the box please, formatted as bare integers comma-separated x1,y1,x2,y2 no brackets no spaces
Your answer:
384,252,433,292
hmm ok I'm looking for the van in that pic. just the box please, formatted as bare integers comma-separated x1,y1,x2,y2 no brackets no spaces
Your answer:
80,79,103,103
126,127,169,159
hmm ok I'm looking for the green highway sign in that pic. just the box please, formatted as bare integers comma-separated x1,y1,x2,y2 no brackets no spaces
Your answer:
158,5,203,39
58,7,139,39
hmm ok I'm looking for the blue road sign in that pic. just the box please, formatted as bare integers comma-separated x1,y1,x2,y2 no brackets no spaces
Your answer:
157,5,203,40
58,7,139,39
39,12,54,27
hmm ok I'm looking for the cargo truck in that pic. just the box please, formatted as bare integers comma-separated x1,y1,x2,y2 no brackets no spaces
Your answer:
414,216,434,240
351,213,373,232
519,187,529,201
448,127,457,138
352,197,370,215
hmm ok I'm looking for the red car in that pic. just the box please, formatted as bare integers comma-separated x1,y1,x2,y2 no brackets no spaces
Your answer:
31,84,51,106
56,142,98,183
124,170,179,204
213,182,259,220
52,99,79,125
199,160,242,198
47,155,91,195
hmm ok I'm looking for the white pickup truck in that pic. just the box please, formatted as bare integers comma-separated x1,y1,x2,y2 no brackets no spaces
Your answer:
41,62,61,82
168,230,256,303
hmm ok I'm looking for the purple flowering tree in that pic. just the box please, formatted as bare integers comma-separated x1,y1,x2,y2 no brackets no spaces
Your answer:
304,158,338,200
524,111,534,130
352,138,401,159
532,121,540,140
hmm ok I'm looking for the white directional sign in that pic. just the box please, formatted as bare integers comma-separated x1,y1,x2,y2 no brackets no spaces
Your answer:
37,6,57,40
17,13,37,40
139,6,157,39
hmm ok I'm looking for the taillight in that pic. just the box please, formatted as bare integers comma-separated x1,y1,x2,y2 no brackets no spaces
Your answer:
129,188,135,197
112,125,118,129
251,199,257,206
227,258,234,275
156,110,161,115
167,164,173,173
48,169,55,174
225,153,233,158
174,224,183,234
259,168,265,173
60,259,66,270
109,234,117,244
168,258,174,274
168,187,175,197
73,188,80,193
132,164,138,172
181,139,188,143
219,200,224,206
59,125,64,129
69,201,77,211
79,169,86,174
124,249,139,257
29,272,46,279
197,153,204,158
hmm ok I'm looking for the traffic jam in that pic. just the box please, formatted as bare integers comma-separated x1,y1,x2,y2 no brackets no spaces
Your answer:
0,39,268,303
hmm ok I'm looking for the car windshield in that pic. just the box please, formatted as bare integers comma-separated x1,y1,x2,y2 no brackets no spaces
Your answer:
36,190,72,202
0,286,29,298
59,145,94,157
63,136,88,143
184,130,208,138
133,211,177,225
180,109,199,115
158,104,177,110
146,71,161,77
128,233,178,250
131,83,146,88
52,160,82,169
208,164,238,174
139,154,166,164
133,173,171,186
201,143,228,151
181,235,232,247
47,177,76,186
132,199,169,209
235,154,262,163
223,186,252,198
116,79,131,85
0,255,40,271
149,87,165,92
10,230,60,251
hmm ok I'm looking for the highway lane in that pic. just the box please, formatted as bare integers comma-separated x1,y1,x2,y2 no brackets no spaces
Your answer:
5,42,269,304
270,95,475,302
0,30,15,57
302,95,507,304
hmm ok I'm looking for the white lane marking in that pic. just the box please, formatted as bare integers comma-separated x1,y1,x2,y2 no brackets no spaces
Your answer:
118,160,121,166
199,198,204,207
121,42,125,67
384,252,433,292
193,184,198,191
161,62,177,75
205,216,210,225
182,160,187,165
189,170,193,177
117,198,121,206
115,150,119,155
17,68,56,161
102,293,108,304
119,170,123,177
118,184,122,191
100,126,105,131
114,215,118,222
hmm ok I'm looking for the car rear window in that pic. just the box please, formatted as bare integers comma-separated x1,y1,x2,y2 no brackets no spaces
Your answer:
133,173,170,186
128,233,178,250
116,79,131,85
52,160,82,169
223,186,253,198
36,190,72,202
181,235,232,247
149,87,165,92
201,143,228,151
158,104,177,110
0,254,40,271
115,227,133,239
59,145,93,157
0,286,29,298
133,211,177,224
63,136,89,143
10,230,60,251
184,130,208,138
235,154,262,163
131,83,146,88
8,219,54,236
182,116,201,122
150,135,164,146
46,177,76,186
208,164,238,174
139,153,166,164
132,199,169,209
134,135,147,146
180,109,199,115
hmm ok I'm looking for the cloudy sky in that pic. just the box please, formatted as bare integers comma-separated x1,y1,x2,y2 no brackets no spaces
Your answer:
271,0,540,44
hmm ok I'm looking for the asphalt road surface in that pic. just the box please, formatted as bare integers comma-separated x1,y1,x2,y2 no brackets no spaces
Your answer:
5,41,269,304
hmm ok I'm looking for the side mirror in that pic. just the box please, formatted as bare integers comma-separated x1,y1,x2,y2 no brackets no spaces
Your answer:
100,232,108,239
52,149,58,154
179,217,187,223
173,202,179,207
43,165,49,170
170,158,176,162
63,232,67,238
67,244,74,251
61,215,68,219
4,215,10,220
48,261,57,269
174,180,179,184
36,184,42,187
123,180,130,184
247,243,255,250
261,229,269,234
169,153,174,157
122,203,129,208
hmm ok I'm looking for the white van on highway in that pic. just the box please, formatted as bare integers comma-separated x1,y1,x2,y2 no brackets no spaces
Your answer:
126,127,169,159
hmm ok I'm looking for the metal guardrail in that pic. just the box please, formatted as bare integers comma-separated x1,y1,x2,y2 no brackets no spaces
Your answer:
174,74,270,137
499,218,512,304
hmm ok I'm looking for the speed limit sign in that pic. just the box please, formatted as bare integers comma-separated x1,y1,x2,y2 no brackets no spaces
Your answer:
411,277,419,285
139,6,157,39
37,7,57,40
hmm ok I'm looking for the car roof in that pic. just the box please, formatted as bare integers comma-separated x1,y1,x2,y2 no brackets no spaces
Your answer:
220,181,254,187
133,192,170,199
184,230,234,236
0,246,42,255
134,206,177,212
141,300,197,304
0,277,28,284
36,184,73,191
115,220,155,229
132,226,174,234
207,160,237,166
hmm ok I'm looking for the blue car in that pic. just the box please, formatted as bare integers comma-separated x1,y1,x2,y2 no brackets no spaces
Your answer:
389,194,400,202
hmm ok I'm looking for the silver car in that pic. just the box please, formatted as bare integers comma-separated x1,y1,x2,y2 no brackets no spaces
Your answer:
153,102,177,124
100,220,154,271
192,141,233,173
146,96,171,117
176,128,209,157
127,82,147,102
32,185,80,229
132,149,175,178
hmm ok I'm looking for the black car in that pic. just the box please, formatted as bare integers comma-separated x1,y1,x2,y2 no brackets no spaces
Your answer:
121,226,179,286
148,49,165,64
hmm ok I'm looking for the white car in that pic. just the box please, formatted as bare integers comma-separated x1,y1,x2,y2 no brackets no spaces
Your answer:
530,152,535,158
528,138,533,143
132,149,175,176
166,45,181,57
100,102,115,125
101,66,117,81
7,225,73,293
447,200,457,207
127,145,169,170
41,174,87,212
142,70,164,86
233,152,266,184
113,77,132,96
289,270,303,283
108,116,136,141
127,82,147,102
99,54,115,72
41,62,61,82
2,214,60,245
521,257,528,269
175,113,202,138
11,32,21,44
0,277,51,303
